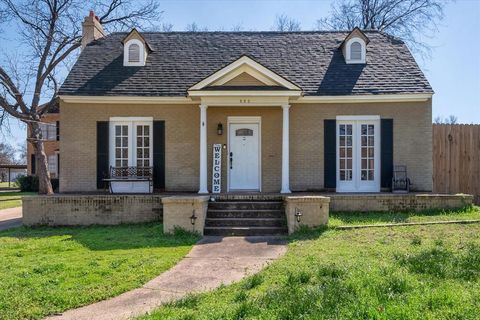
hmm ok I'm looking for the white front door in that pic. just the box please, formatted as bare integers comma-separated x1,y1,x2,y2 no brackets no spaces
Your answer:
229,121,260,191
337,118,380,192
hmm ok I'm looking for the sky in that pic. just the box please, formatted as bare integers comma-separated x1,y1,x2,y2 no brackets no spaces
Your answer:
1,0,480,150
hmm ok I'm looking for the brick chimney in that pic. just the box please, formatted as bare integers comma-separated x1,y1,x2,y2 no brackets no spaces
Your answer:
81,11,106,49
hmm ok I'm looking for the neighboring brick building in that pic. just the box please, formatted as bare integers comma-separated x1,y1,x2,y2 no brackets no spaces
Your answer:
56,12,434,194
27,112,60,178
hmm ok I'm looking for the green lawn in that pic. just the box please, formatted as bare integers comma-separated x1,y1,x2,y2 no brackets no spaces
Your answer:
142,209,480,320
329,205,480,226
0,224,200,320
0,191,36,210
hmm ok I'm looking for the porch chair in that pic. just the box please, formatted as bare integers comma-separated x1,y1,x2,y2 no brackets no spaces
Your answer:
391,165,411,193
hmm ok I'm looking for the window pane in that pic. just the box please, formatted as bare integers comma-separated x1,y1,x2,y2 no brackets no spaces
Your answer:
122,126,128,135
144,137,149,147
368,170,374,180
339,136,345,146
368,136,374,146
368,148,374,157
122,137,128,146
346,136,352,146
361,148,367,157
361,170,368,180
144,149,149,158
361,125,367,135
339,125,345,135
347,159,352,169
369,159,374,170
340,171,345,181
340,148,345,158
361,136,367,146
347,148,352,157
368,125,374,135
340,159,345,169
347,125,352,135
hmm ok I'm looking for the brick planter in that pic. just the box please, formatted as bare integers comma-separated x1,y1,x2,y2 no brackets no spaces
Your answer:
162,196,209,235
284,196,330,234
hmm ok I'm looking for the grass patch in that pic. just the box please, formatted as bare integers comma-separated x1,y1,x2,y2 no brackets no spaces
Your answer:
0,199,22,210
0,191,36,210
329,205,480,226
0,223,200,320
140,213,480,319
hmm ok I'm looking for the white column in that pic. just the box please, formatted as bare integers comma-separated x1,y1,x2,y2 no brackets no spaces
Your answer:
198,104,209,193
281,104,291,193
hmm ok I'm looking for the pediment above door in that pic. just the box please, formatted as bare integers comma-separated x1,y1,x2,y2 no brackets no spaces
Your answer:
188,55,302,95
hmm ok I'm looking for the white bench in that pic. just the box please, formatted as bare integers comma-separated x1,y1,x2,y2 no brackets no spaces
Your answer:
103,166,153,193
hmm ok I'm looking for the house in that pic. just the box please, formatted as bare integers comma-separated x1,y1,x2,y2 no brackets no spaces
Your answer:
57,12,433,194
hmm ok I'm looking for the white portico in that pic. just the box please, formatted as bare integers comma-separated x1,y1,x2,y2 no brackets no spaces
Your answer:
187,56,302,194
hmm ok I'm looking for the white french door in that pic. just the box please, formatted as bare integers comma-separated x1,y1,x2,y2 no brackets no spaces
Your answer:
336,116,380,192
109,117,153,168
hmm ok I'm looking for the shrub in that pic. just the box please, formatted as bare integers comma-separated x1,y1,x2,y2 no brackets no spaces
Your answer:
16,175,39,192
15,176,59,192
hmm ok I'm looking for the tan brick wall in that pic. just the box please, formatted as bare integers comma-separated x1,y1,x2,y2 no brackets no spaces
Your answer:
60,99,432,193
60,102,200,192
27,113,60,176
23,195,163,226
329,194,473,212
290,99,433,191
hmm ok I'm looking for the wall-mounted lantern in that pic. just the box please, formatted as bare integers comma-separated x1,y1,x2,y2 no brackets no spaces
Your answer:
217,123,223,135
190,209,197,225
294,207,303,223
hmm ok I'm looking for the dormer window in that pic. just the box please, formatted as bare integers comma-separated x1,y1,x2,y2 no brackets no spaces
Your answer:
345,38,366,64
128,43,140,63
350,41,362,60
122,29,152,67
341,28,369,64
124,39,145,66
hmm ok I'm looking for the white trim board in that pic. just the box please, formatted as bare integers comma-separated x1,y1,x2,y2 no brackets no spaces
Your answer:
336,115,380,121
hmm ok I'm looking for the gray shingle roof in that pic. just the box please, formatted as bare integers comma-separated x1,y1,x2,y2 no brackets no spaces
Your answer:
59,31,432,97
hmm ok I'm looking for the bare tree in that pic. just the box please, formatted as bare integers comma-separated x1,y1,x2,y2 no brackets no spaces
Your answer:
161,22,173,32
317,0,446,58
231,23,243,32
0,0,162,194
434,115,458,124
185,22,208,32
273,14,301,31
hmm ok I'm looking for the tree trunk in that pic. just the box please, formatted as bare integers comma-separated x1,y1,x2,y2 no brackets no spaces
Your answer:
29,122,53,195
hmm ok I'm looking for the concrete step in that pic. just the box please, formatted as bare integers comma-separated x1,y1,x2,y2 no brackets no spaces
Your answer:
204,226,288,236
207,209,284,219
205,217,286,227
208,201,283,210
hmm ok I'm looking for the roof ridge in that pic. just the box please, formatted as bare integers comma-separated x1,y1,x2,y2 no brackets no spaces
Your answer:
107,30,385,35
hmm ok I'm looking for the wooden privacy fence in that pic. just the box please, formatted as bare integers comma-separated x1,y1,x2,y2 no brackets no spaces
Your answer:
433,124,480,204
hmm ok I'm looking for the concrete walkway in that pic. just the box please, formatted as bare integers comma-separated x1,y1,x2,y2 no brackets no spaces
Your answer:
0,207,22,231
47,236,287,320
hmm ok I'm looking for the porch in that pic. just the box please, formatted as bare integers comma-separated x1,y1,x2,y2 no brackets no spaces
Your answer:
22,192,473,235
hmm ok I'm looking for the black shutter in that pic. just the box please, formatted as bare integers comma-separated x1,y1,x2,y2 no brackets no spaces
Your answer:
381,119,394,190
97,122,109,189
153,121,165,190
57,153,60,178
324,119,336,189
56,121,60,141
31,154,36,175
